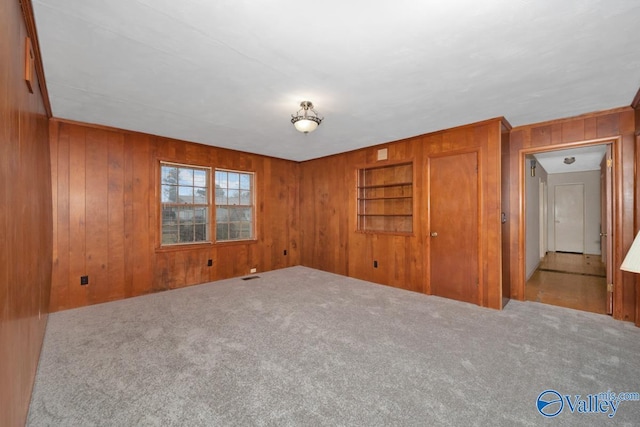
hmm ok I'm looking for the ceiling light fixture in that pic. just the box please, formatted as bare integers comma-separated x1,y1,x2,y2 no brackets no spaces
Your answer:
291,101,323,133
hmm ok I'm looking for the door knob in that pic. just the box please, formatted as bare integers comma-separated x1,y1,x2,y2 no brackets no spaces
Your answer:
430,232,438,237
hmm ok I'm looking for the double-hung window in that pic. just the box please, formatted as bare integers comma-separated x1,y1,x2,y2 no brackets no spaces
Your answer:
160,163,210,245
215,169,254,242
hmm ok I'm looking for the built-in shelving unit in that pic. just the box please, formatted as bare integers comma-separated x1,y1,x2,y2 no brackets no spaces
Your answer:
357,162,413,233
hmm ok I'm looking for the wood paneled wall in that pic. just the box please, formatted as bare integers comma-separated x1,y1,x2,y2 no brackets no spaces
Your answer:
0,0,53,425
634,92,640,327
510,108,637,323
300,119,508,309
49,120,299,311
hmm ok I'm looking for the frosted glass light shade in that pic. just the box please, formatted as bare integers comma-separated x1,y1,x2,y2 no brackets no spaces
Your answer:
620,231,640,273
291,101,322,133
293,118,319,133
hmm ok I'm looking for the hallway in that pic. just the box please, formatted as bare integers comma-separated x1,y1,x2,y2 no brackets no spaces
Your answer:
525,252,608,315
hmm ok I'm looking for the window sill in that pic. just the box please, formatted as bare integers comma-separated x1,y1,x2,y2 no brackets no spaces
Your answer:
156,242,214,252
156,239,258,252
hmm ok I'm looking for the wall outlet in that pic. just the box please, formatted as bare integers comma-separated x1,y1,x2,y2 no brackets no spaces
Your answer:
80,275,89,285
250,268,257,274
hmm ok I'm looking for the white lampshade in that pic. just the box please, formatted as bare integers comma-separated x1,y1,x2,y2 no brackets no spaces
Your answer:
293,119,318,133
620,231,640,273
291,101,322,133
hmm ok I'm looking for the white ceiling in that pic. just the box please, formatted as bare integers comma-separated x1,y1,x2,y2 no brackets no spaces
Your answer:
32,0,640,161
533,145,607,174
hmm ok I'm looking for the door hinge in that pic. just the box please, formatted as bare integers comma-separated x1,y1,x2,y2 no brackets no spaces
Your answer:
606,158,612,168
607,283,614,293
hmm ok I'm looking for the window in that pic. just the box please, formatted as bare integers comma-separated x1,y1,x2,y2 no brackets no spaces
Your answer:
357,162,413,234
215,169,255,242
160,163,210,245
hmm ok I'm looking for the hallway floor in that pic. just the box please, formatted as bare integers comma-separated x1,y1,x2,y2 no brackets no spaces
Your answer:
525,252,608,315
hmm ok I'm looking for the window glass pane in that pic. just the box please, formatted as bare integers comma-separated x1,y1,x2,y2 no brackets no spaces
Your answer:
195,223,208,241
160,163,211,246
194,207,208,224
194,169,207,187
216,207,228,222
162,185,177,203
195,187,207,203
162,207,178,224
228,207,245,221
178,186,194,204
228,172,240,189
179,206,194,221
238,222,251,239
161,166,178,184
216,223,229,241
215,171,227,187
240,174,251,189
240,190,251,205
178,168,194,185
215,186,227,205
214,169,254,242
162,224,179,245
179,224,194,243
228,190,240,205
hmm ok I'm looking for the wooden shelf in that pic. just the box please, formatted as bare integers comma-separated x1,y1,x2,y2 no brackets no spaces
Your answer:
358,214,412,217
357,196,412,201
357,162,413,233
357,182,412,190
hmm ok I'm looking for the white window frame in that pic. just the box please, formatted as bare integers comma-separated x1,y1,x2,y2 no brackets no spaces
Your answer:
214,168,256,243
160,162,211,246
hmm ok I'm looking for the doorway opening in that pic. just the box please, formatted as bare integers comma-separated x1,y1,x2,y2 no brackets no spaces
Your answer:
522,142,613,315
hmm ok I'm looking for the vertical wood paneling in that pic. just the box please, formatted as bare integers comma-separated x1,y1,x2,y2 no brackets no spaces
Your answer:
501,122,511,305
68,125,87,307
131,134,152,295
123,136,135,298
1,1,52,425
300,119,504,309
85,129,109,304
107,132,126,300
635,96,640,327
510,107,637,323
50,120,300,311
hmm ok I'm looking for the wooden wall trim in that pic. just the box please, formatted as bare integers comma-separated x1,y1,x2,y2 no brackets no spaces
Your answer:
511,106,633,131
20,0,52,117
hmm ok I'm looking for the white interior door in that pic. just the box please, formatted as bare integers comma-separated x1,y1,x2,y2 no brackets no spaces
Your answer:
539,180,547,259
554,183,584,253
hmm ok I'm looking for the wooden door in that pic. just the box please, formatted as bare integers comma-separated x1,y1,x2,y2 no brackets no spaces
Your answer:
554,184,584,253
428,151,478,304
600,145,613,314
